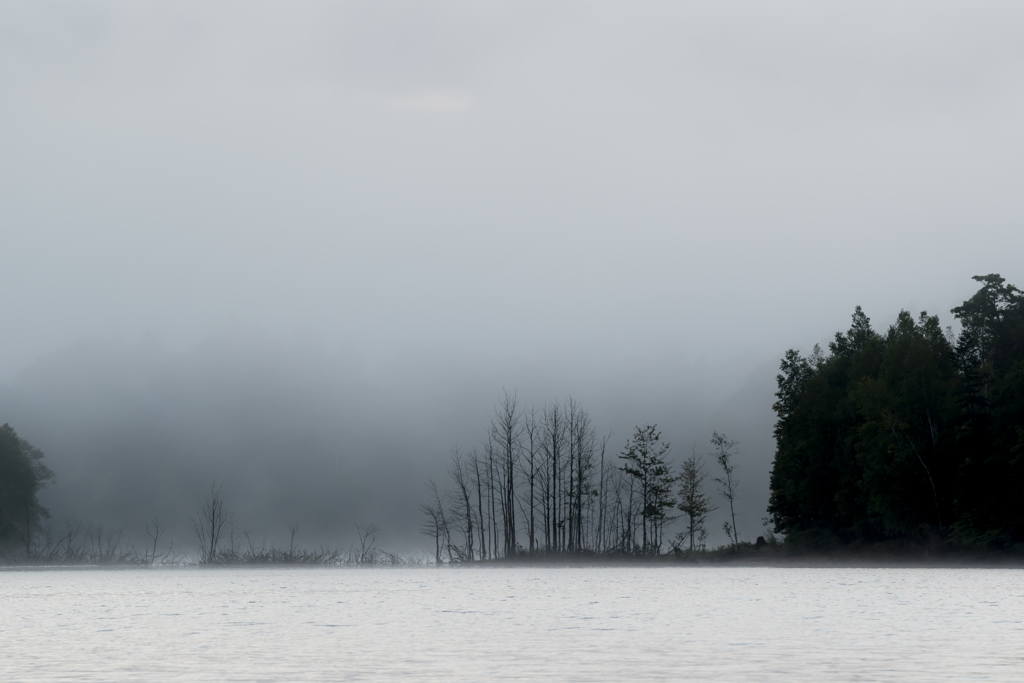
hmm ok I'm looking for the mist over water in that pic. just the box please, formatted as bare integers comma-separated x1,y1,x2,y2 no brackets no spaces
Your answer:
0,331,779,549
2,2,1023,551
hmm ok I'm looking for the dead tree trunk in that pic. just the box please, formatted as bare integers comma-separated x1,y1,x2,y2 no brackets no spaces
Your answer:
191,481,228,564
491,390,521,556
449,447,475,561
522,408,540,553
470,449,488,560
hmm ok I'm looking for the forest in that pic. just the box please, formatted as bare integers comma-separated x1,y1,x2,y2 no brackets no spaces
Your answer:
769,274,1024,549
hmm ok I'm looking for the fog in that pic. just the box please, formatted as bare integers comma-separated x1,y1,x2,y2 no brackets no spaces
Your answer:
2,1,1023,551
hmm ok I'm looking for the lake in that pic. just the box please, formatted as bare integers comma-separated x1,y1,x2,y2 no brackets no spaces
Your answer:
2,566,1022,681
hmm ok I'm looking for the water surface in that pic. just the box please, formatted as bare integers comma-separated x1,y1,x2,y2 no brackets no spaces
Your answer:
2,566,1022,681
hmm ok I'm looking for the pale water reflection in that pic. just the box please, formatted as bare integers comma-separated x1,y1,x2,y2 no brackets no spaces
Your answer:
2,566,1022,681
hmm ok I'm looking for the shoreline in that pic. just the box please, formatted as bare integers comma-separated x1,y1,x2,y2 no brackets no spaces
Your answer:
5,551,1024,570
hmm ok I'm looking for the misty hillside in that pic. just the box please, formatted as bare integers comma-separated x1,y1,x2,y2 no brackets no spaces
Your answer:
0,333,779,551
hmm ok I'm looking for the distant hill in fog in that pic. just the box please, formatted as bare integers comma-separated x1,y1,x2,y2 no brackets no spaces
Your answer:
0,333,781,553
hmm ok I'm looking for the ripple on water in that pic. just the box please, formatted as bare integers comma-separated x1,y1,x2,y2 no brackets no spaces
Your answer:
1,566,1023,682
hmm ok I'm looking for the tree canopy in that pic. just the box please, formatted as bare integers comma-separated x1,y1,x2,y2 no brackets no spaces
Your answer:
768,275,1024,547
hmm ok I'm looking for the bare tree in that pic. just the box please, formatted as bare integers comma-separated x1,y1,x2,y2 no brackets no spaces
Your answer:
449,447,475,561
609,465,640,552
567,399,596,551
355,523,381,565
595,432,612,553
62,517,83,561
542,402,566,552
192,481,228,564
418,480,451,564
712,432,740,550
288,525,299,560
520,408,541,553
469,448,488,560
485,442,499,557
224,516,240,563
491,390,522,556
145,517,167,564
86,525,127,563
419,502,444,565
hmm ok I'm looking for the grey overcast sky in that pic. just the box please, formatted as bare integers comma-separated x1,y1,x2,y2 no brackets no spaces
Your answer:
2,1,1023,547
4,0,1023,377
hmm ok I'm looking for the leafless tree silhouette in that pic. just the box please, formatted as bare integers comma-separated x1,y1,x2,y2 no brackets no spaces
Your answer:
192,481,228,564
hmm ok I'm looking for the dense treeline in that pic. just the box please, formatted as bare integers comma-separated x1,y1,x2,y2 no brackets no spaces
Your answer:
421,392,732,561
769,274,1024,548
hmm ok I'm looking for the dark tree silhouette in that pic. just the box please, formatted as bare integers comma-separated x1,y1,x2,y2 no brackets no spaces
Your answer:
619,425,676,554
712,433,740,550
0,425,54,557
768,274,1024,547
419,480,450,564
448,448,475,561
192,481,228,564
677,448,714,552
491,390,522,556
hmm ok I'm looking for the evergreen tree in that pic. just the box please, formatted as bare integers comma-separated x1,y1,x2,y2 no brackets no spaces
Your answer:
619,425,676,553
952,274,1024,542
676,451,713,552
0,424,55,555
768,275,1024,548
